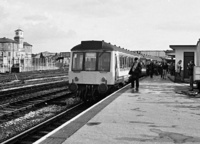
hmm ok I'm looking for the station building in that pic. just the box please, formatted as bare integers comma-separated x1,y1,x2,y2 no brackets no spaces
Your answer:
169,39,200,82
0,29,32,73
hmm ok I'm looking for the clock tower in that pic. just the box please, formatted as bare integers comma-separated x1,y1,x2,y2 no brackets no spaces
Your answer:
14,29,24,50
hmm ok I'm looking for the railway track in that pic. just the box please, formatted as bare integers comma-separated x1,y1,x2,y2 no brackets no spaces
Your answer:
1,102,88,144
0,87,69,120
0,89,80,143
0,87,114,144
0,81,68,105
0,76,68,90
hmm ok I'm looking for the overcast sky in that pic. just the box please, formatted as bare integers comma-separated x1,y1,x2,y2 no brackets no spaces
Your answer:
0,0,200,53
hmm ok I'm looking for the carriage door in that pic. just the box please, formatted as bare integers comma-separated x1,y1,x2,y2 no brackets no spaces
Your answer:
115,54,118,81
184,52,194,78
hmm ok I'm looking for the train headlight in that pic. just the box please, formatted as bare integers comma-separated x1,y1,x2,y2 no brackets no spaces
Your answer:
98,83,108,94
101,77,107,83
69,83,78,93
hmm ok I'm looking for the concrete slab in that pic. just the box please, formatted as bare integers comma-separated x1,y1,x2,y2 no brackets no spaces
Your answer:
63,76,200,144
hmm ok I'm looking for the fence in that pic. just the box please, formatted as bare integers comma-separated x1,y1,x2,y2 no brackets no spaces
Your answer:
0,56,70,73
0,62,60,73
20,65,59,72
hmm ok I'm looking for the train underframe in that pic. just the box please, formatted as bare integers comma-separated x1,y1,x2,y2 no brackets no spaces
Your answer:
69,82,127,102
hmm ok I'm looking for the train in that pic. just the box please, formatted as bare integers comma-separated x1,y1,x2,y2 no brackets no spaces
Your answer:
68,40,157,101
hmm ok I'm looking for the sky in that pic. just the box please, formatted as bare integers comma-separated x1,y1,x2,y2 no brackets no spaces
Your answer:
0,0,200,53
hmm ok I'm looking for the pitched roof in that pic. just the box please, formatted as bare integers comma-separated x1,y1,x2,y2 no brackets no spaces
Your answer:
40,51,56,57
169,45,196,49
15,29,23,32
60,52,70,57
0,37,17,43
23,42,32,46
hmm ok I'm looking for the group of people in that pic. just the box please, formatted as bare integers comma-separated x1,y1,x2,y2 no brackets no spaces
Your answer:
129,58,169,92
129,58,198,93
146,59,168,79
175,60,196,91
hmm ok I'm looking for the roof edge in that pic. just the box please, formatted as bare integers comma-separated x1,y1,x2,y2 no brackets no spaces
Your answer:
169,45,196,48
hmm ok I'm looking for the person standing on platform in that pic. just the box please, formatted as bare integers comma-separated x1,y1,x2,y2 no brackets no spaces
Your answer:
187,60,195,91
162,60,168,79
159,61,164,78
149,59,154,78
146,61,150,76
129,57,142,91
176,60,182,77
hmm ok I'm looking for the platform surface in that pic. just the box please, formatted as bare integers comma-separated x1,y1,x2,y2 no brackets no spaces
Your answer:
38,76,200,144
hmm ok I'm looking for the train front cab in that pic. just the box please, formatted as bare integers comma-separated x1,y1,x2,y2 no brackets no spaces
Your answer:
68,51,116,100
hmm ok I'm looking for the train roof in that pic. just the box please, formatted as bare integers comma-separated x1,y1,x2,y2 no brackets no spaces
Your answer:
71,40,140,56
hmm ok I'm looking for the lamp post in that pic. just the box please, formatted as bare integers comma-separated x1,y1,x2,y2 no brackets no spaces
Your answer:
12,43,15,72
2,52,4,73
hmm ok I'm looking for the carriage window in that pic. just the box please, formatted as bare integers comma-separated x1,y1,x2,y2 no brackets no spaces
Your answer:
126,57,129,68
120,56,123,68
72,53,83,71
85,53,96,71
98,52,110,71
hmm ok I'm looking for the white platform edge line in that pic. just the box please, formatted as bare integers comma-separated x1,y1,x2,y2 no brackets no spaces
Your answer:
33,83,131,144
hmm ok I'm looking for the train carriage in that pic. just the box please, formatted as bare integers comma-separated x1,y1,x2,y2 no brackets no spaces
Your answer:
68,40,141,101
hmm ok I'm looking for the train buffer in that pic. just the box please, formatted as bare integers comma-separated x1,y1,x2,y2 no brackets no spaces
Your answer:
34,76,200,144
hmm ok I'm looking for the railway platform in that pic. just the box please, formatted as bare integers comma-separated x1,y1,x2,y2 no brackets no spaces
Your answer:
35,76,200,144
